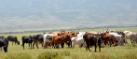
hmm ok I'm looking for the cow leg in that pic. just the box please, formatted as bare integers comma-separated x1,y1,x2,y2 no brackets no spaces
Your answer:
72,42,75,48
28,43,30,48
22,42,25,49
41,42,44,48
98,43,101,52
86,46,90,51
51,41,55,48
109,41,112,47
30,43,33,49
113,39,118,46
80,43,83,48
43,41,45,48
44,42,47,48
55,44,59,48
67,42,71,48
15,41,17,45
29,43,32,49
53,43,58,48
94,43,97,52
36,42,39,49
85,42,90,51
123,38,127,44
66,41,72,48
98,39,102,52
70,41,72,48
61,42,64,48
104,40,107,46
98,44,101,52
3,46,8,53
32,42,36,48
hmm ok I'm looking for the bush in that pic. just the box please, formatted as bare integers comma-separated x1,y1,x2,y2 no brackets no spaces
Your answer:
5,53,31,59
37,51,63,59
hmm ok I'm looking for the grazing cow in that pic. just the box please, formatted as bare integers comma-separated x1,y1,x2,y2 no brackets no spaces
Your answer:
31,34,43,48
71,32,86,47
43,33,54,48
22,36,33,49
111,31,127,44
52,31,77,48
100,31,117,47
6,36,20,45
0,38,9,52
124,31,137,44
109,32,124,46
52,33,71,48
83,32,102,52
129,33,137,44
116,31,127,44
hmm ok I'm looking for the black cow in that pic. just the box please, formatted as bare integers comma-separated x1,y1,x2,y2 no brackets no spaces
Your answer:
7,36,20,45
22,34,43,49
83,32,102,52
31,34,43,48
0,38,9,52
22,36,33,49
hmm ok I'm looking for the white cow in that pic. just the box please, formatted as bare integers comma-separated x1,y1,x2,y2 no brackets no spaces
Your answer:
124,31,137,44
71,32,86,47
43,34,54,48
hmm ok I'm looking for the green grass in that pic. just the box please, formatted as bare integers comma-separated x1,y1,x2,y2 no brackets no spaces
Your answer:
0,27,137,59
1,45,137,59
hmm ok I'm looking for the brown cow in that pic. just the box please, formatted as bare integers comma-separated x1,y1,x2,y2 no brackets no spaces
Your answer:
100,31,118,47
52,31,78,48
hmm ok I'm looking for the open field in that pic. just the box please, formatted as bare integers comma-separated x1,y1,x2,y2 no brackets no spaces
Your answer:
0,27,137,59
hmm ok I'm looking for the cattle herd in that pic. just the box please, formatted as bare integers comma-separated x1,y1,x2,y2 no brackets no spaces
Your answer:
0,30,137,53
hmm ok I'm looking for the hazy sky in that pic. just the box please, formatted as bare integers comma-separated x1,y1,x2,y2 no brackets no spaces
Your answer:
0,0,137,32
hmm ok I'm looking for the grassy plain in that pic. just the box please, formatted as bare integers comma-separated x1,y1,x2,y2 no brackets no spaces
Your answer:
0,27,137,59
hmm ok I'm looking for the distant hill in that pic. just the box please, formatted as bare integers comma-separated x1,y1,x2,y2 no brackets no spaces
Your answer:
0,25,137,34
0,0,137,32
